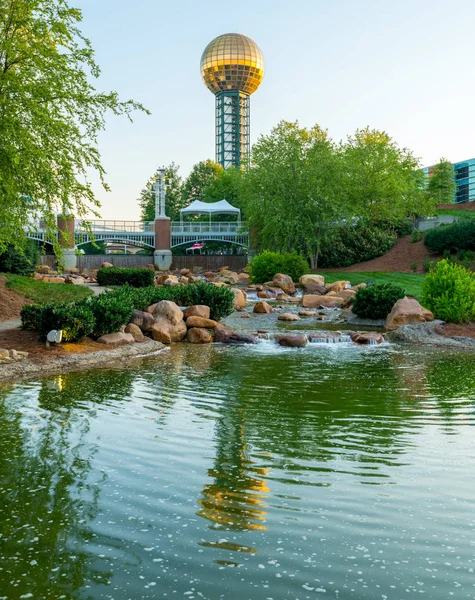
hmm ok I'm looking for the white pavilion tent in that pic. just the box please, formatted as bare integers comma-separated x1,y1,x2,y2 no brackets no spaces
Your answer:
179,200,241,224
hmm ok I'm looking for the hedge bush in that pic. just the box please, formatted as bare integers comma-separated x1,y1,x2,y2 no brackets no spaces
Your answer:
96,267,155,288
318,221,398,268
424,219,475,255
0,241,39,275
21,281,236,339
352,283,406,319
88,291,135,337
249,251,308,283
21,301,96,342
421,259,475,323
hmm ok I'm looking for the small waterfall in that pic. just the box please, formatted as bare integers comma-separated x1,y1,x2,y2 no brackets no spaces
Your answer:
308,334,352,344
256,332,275,341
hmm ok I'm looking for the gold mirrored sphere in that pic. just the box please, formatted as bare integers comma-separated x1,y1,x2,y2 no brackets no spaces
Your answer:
201,33,264,95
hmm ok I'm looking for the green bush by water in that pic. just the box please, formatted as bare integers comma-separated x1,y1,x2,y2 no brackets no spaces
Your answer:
249,251,308,283
21,281,235,340
421,259,475,323
352,283,405,319
97,267,155,288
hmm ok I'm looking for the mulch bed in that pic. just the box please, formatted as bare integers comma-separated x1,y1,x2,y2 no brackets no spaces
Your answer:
319,236,435,274
0,276,33,321
0,328,116,361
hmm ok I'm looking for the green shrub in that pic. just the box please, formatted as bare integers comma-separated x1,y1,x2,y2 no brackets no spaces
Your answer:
410,262,417,272
424,219,475,254
249,251,308,283
411,230,421,244
112,281,235,321
20,281,235,340
96,267,155,288
87,291,135,337
318,221,398,268
352,283,406,319
422,257,434,273
20,304,45,331
28,301,96,342
421,259,475,323
0,240,39,275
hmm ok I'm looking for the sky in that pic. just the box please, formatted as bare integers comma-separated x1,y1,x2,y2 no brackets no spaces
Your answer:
76,0,475,220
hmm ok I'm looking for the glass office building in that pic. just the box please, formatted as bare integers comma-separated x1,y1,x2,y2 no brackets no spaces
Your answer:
423,158,475,204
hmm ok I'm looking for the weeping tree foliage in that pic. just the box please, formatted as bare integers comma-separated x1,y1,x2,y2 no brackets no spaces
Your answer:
138,162,184,222
0,0,148,258
244,121,344,268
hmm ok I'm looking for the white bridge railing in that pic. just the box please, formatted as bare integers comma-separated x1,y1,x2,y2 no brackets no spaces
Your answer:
171,221,242,234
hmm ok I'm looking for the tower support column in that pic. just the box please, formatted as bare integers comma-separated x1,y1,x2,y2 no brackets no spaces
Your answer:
215,91,250,169
154,217,172,270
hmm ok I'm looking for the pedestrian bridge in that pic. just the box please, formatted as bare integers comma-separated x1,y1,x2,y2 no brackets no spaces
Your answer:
26,220,249,249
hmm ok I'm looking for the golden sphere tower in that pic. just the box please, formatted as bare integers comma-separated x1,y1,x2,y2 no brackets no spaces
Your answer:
201,33,264,169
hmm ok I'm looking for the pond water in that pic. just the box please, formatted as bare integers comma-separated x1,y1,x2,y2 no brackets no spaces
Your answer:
1,328,475,599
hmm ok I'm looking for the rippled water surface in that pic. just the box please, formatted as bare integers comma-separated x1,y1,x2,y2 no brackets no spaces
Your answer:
1,341,475,599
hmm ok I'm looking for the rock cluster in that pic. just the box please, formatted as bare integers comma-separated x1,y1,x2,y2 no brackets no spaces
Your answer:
0,348,29,364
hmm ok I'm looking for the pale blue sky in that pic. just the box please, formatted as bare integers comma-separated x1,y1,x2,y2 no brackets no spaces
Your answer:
76,0,475,220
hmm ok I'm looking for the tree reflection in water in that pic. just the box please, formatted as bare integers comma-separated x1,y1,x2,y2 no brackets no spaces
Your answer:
0,368,136,599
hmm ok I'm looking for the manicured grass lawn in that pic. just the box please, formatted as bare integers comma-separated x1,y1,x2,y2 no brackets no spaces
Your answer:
322,271,425,299
4,274,93,304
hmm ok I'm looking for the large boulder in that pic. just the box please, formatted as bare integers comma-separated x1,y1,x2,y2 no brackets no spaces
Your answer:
238,272,251,285
43,276,65,284
186,316,217,329
298,310,317,317
272,273,296,295
219,270,239,285
187,327,213,344
326,280,351,293
278,313,300,322
299,274,325,286
101,261,113,268
180,268,191,276
385,297,434,331
37,265,52,274
231,287,247,309
302,282,328,295
124,323,145,342
277,335,307,347
214,324,257,344
150,323,172,344
301,294,345,309
257,290,272,299
350,331,384,345
183,305,210,320
130,310,155,332
163,275,179,286
328,288,356,307
97,332,135,346
253,301,274,314
152,300,183,326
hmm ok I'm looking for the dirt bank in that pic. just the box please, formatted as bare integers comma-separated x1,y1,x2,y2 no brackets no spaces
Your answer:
0,276,32,321
320,236,434,273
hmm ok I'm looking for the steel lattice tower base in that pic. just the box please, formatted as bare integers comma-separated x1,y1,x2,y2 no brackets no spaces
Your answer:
215,91,250,169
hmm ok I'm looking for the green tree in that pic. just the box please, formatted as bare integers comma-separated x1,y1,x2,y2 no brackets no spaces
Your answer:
341,127,424,220
244,120,343,267
182,160,223,203
0,0,147,258
138,163,184,222
427,158,456,206
79,240,107,254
